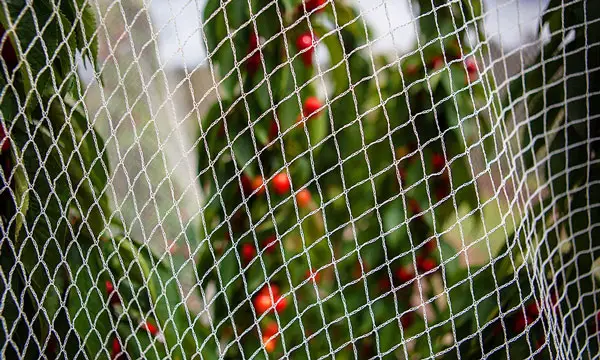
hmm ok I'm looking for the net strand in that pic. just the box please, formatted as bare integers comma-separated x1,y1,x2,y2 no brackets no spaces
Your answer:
1,0,599,359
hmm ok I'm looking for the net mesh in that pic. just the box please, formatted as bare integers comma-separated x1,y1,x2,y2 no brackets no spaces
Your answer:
0,0,599,359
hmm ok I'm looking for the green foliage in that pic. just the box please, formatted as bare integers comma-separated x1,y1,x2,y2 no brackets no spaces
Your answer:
0,2,200,359
196,0,494,358
4,0,596,359
446,0,600,358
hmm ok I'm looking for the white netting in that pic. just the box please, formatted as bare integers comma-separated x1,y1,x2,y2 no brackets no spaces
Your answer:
0,0,599,359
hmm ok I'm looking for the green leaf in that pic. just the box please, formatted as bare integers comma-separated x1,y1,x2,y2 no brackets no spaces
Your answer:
428,69,445,93
78,2,99,69
204,0,251,99
69,104,111,204
383,198,406,250
281,0,301,14
0,71,20,122
231,130,256,172
67,235,112,360
542,0,562,25
203,0,222,51
204,1,234,99
122,328,165,360
217,46,238,100
10,146,29,239
461,0,482,22
44,101,110,236
520,82,564,169
11,119,70,321
503,36,563,113
307,112,328,151
0,242,47,360
116,237,153,291
328,1,369,46
251,72,271,112
145,253,198,359
196,238,216,282
439,240,460,276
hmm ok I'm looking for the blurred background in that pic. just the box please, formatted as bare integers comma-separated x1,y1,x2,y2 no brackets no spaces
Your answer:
79,0,549,309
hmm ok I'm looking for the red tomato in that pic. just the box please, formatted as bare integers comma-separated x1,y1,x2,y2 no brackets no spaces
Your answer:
105,281,120,305
296,32,315,66
272,172,291,195
252,176,266,195
241,174,252,194
269,120,280,141
111,338,121,360
400,311,414,328
105,280,114,294
430,55,444,69
306,268,321,283
432,153,445,171
274,296,288,313
302,96,321,120
262,235,278,254
303,0,327,14
241,243,256,263
0,25,18,70
142,320,159,336
395,267,415,284
247,33,261,73
416,256,436,273
253,292,273,314
296,188,312,208
263,321,279,338
408,198,421,215
423,239,437,254
527,302,540,318
262,335,277,353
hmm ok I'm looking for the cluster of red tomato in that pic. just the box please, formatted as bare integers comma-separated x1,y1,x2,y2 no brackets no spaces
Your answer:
375,239,439,328
239,1,331,343
248,21,318,71
249,270,323,352
237,169,316,351
251,284,288,352
404,45,479,84
488,300,546,351
246,0,324,73
395,143,452,205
